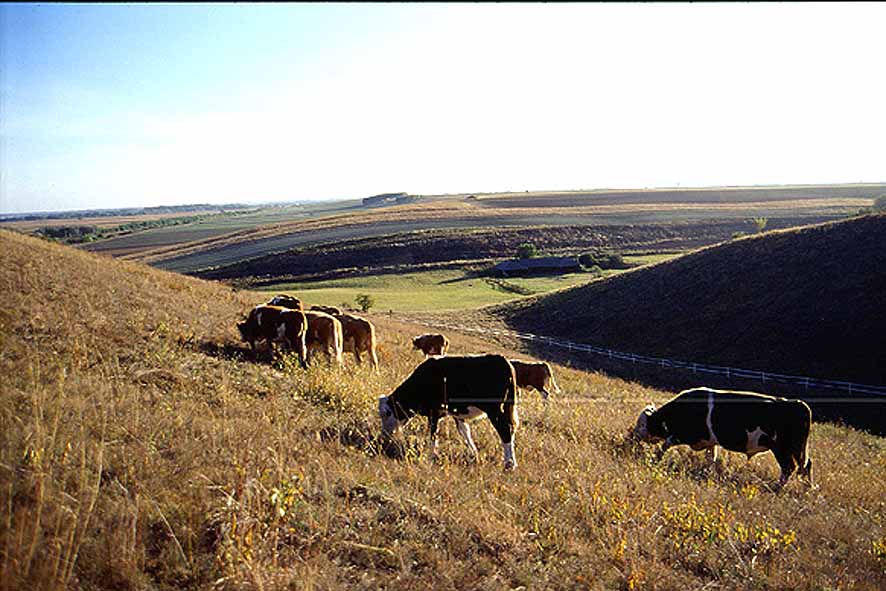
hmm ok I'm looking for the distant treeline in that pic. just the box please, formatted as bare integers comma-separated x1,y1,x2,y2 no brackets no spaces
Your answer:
35,215,207,244
0,203,254,223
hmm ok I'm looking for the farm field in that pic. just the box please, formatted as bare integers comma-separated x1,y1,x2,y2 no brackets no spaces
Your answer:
2,228,885,591
56,183,882,275
79,200,363,257
260,254,673,313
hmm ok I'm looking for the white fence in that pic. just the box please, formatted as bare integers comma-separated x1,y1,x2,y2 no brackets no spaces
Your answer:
411,319,886,400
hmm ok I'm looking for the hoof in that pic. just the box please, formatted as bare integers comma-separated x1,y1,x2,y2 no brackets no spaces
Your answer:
503,460,517,472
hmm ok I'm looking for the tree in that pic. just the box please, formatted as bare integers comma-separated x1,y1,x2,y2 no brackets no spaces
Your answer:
752,217,768,233
355,293,374,313
517,242,538,259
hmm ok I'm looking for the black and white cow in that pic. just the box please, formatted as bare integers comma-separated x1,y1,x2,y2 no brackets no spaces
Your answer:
632,387,813,489
378,354,519,470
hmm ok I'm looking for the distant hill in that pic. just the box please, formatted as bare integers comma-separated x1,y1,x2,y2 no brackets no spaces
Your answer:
492,214,886,429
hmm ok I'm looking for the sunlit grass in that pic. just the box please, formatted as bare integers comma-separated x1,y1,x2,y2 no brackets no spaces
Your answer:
258,254,679,313
2,229,884,591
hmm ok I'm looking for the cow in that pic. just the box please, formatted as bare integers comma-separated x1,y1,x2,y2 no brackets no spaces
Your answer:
412,333,449,357
631,387,813,490
304,310,344,366
267,294,303,311
336,313,379,370
509,359,561,401
311,304,342,316
237,305,307,368
378,354,519,471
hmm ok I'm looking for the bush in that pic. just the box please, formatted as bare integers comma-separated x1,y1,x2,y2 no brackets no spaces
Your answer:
579,250,629,270
517,242,538,259
874,195,886,212
752,217,768,233
355,293,374,313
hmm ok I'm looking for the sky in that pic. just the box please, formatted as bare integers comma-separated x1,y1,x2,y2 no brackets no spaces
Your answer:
1,3,884,214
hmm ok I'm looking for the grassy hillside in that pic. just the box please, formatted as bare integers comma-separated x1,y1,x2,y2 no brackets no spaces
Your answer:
1,229,884,590
493,214,886,384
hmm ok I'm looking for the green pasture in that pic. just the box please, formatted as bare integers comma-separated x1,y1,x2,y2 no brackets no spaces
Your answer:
259,254,677,312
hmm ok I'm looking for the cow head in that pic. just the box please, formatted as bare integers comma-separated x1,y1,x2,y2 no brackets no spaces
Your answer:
378,396,402,437
632,404,662,442
237,320,250,342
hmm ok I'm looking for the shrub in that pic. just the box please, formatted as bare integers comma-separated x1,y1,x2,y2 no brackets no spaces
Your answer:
579,250,629,270
752,217,768,233
355,293,374,312
517,242,538,259
874,195,886,212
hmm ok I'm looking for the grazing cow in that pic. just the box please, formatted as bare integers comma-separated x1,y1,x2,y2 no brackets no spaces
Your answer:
632,387,813,489
336,313,379,370
510,359,561,401
267,294,303,311
412,333,449,357
237,305,307,368
304,311,344,365
378,354,519,470
311,304,342,316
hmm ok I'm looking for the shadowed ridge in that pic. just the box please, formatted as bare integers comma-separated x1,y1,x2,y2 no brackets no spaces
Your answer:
491,214,886,387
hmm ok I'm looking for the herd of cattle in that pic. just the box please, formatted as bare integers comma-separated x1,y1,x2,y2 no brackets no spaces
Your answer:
238,296,814,490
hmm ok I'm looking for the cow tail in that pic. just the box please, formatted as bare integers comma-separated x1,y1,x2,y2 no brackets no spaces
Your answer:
800,401,813,476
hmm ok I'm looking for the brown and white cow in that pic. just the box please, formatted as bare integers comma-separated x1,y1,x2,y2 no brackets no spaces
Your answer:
304,310,344,366
336,313,379,370
311,304,342,316
509,359,561,401
632,387,813,489
267,294,303,311
412,333,449,357
237,305,307,368
379,354,519,470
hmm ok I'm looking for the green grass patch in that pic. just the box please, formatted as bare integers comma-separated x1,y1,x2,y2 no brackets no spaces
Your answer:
259,269,602,312
256,253,679,313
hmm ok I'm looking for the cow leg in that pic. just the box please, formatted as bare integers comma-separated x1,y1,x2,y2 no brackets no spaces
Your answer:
428,413,441,462
772,446,798,492
370,349,379,372
488,412,517,471
296,337,308,370
455,418,479,460
800,458,814,487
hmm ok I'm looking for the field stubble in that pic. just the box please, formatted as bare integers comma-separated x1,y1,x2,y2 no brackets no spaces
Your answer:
1,230,884,590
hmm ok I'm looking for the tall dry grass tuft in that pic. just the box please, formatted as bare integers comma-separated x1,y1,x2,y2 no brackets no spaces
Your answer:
1,229,885,590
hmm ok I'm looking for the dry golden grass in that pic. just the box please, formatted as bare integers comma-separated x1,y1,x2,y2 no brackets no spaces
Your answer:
1,229,884,590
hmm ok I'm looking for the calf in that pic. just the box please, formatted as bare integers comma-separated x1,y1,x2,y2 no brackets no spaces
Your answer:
632,387,813,489
237,305,307,368
304,310,344,366
378,354,519,470
412,333,449,357
510,359,561,401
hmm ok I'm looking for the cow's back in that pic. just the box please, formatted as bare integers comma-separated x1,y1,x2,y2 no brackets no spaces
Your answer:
653,388,713,445
436,355,516,407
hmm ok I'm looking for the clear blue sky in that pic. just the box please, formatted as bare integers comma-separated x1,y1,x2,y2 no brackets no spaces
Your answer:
2,3,884,213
